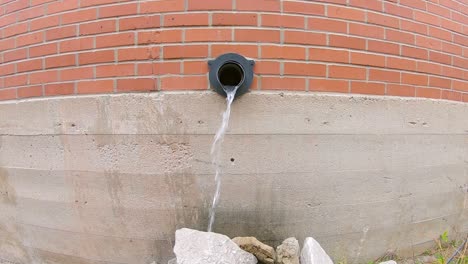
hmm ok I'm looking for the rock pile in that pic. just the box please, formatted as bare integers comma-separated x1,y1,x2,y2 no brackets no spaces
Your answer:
171,228,338,264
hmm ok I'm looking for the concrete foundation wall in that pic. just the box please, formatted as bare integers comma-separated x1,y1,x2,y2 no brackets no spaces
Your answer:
0,92,467,264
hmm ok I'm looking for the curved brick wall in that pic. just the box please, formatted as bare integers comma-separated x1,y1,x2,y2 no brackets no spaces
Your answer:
0,0,467,101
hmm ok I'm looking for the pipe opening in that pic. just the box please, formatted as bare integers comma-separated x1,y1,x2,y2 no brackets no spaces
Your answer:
217,62,244,87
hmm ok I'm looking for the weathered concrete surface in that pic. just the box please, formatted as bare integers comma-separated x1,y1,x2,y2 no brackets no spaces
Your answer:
0,92,467,264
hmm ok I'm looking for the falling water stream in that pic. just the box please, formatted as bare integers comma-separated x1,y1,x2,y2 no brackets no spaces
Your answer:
207,85,239,232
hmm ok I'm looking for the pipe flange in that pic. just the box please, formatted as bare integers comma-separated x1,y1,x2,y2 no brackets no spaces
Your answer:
208,53,255,98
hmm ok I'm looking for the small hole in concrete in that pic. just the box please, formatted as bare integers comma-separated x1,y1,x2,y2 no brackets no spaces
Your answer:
230,158,235,162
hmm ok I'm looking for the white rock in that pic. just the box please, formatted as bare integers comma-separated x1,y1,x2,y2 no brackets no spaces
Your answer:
300,237,334,264
379,261,397,264
173,228,257,264
276,237,300,264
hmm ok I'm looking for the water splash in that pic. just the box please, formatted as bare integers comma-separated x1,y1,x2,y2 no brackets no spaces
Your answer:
208,85,239,232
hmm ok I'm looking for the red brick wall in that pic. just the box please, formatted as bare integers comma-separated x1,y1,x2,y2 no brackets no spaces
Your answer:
0,0,467,101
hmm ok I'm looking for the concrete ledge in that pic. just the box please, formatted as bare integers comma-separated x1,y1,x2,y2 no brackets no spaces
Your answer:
0,92,467,264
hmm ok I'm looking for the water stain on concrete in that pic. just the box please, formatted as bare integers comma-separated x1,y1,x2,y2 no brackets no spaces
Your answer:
0,168,16,205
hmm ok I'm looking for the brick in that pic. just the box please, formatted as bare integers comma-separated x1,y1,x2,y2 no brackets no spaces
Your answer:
3,48,27,63
387,84,415,97
429,51,451,65
45,54,75,69
414,10,440,27
429,76,451,89
153,61,181,75
163,45,208,59
79,20,115,36
309,79,349,93
401,46,428,60
0,64,15,76
400,20,427,35
416,88,441,99
4,0,28,13
211,44,258,58
45,83,75,96
308,17,347,33
284,62,326,77
60,67,94,81
453,80,468,92
417,61,442,75
235,29,280,43
141,0,185,13
453,34,468,47
349,0,382,11
136,63,153,75
416,36,442,51
17,59,43,73
164,13,209,27
31,0,55,6
96,32,134,48
30,15,60,31
118,47,156,62
212,13,257,26
453,56,468,69
236,0,280,12
387,57,417,71
262,77,306,91
29,70,59,84
442,66,467,79
99,3,137,18
0,13,16,29
399,0,426,10
284,31,326,45
261,14,305,29
77,80,114,94
463,94,468,103
441,90,462,101
384,2,413,19
185,28,232,42
261,46,306,60
4,74,28,87
349,23,384,39
386,29,414,45
184,61,209,74
186,0,231,10
442,42,462,56
329,35,366,50
18,85,43,98
283,1,325,15
61,8,97,25
138,29,183,44
309,48,349,63
329,65,366,80
254,61,280,75
451,12,468,25
117,78,156,92
18,6,46,22
46,25,76,41
369,69,400,83
427,2,451,17
47,0,78,14
402,73,428,86
79,50,115,65
161,76,208,90
80,0,127,7
367,12,399,29
0,89,16,100
351,81,385,95
368,40,399,55
428,26,452,42
0,38,15,52
350,52,385,67
328,6,365,22
59,37,94,53
96,64,134,77
119,15,160,31
4,22,28,38
16,32,44,48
